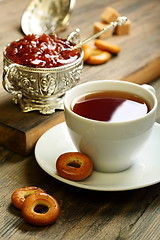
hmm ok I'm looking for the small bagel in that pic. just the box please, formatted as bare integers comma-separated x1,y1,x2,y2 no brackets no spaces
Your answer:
56,152,93,181
11,186,46,209
86,49,111,65
82,44,93,61
95,39,121,54
21,193,60,226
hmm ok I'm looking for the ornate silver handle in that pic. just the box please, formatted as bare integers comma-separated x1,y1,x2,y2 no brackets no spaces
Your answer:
2,63,22,98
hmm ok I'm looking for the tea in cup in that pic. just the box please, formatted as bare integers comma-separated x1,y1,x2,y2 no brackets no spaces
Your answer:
64,80,157,173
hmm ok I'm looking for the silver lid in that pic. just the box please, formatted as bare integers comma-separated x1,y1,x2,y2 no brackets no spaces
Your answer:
21,0,76,35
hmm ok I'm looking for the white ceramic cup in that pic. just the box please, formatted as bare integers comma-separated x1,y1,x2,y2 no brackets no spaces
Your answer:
64,80,157,173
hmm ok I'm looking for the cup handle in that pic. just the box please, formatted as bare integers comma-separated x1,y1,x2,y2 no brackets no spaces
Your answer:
141,84,156,95
2,63,22,98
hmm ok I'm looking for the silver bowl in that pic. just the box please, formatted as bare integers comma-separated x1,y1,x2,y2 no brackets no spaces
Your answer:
2,35,83,114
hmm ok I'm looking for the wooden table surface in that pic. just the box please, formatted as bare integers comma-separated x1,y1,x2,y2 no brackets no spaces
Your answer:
0,0,160,239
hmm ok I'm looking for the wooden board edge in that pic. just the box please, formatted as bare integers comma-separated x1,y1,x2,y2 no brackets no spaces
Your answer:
0,112,65,156
122,57,160,84
24,112,65,156
0,123,26,154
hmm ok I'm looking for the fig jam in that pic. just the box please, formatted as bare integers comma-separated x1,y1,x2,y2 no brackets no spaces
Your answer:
5,34,80,68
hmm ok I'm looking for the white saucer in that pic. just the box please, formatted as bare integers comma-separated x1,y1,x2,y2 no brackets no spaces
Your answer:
35,122,160,191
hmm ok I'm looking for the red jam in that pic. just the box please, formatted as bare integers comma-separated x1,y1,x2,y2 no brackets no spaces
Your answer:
5,34,81,68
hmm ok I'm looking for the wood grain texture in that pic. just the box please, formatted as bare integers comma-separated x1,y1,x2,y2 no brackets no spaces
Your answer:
0,149,160,240
0,0,160,239
0,91,65,155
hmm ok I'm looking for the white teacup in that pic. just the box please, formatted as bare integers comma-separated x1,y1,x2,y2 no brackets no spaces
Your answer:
64,80,157,173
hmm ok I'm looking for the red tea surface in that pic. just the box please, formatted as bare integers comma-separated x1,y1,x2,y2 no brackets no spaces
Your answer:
72,91,150,122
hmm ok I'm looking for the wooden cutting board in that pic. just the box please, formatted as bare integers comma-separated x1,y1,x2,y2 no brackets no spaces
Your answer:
0,0,160,155
0,91,65,155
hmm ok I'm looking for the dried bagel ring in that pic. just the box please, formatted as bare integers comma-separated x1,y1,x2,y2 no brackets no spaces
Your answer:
95,39,121,54
56,152,93,181
86,49,111,65
82,44,93,61
21,193,60,226
11,186,46,209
